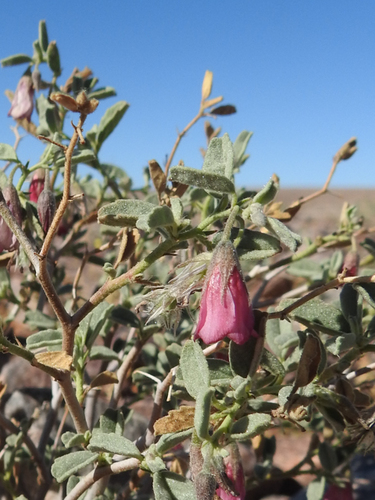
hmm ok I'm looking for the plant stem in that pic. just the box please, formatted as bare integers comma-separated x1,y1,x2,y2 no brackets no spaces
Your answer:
164,108,205,177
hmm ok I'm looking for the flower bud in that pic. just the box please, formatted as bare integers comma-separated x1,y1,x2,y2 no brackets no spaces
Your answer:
194,241,257,345
215,445,246,500
0,185,22,253
334,137,357,162
340,250,359,278
29,169,45,203
8,75,34,121
37,188,56,234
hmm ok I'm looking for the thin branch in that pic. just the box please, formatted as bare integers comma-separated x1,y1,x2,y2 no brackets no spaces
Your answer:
64,458,140,500
164,108,205,177
268,272,375,320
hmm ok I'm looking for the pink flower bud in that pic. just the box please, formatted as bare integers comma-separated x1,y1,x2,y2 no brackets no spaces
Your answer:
37,189,56,234
216,445,246,500
341,251,359,278
0,185,22,253
194,241,257,345
29,169,45,203
8,76,34,122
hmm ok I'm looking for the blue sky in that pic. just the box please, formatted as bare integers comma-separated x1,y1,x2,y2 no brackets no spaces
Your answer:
1,1,374,189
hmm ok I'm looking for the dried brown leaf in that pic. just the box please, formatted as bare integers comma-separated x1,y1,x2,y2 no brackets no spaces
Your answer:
154,406,195,436
201,70,213,101
210,104,236,116
149,159,167,196
35,351,73,371
90,371,119,390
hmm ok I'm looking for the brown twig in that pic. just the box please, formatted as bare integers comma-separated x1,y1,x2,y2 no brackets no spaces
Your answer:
267,272,375,320
164,109,205,177
64,458,140,500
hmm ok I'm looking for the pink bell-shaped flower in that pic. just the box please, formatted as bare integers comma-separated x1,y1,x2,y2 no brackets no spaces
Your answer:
29,169,45,203
194,241,256,345
216,444,246,500
8,75,34,122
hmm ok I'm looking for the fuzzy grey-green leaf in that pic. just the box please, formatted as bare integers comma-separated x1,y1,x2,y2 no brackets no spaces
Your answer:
202,133,234,179
55,150,96,168
180,340,210,398
26,329,62,350
136,205,175,231
169,166,235,193
98,200,155,227
51,451,98,483
88,432,142,459
1,54,33,67
267,217,302,252
0,144,18,162
153,471,197,500
96,101,129,153
230,413,272,441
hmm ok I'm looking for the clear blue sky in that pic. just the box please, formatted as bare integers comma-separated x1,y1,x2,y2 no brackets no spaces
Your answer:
1,1,374,189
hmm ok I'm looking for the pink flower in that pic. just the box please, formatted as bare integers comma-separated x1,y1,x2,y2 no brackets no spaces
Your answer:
29,169,45,203
194,241,256,345
216,447,246,500
0,186,22,253
8,75,34,121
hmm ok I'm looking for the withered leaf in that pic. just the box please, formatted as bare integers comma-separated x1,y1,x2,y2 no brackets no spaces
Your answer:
210,105,236,116
202,96,223,109
149,159,167,196
201,70,213,101
89,371,119,390
293,332,321,392
35,351,73,371
154,406,195,436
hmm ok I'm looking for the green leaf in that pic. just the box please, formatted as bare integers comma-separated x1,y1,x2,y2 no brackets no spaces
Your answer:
111,305,141,328
88,86,117,100
1,54,33,67
61,431,87,448
287,259,324,281
231,414,272,441
51,451,98,483
207,359,233,385
46,41,61,76
156,429,193,455
36,94,59,135
194,388,213,440
237,229,281,260
55,150,97,168
169,166,235,193
180,340,210,399
307,477,326,500
353,282,375,309
260,349,285,378
88,432,142,459
229,336,263,378
89,345,119,362
340,284,359,321
136,205,175,231
153,471,197,500
253,178,279,205
26,329,62,350
277,298,350,335
202,133,234,179
98,199,156,227
38,20,49,53
96,408,125,435
66,476,80,496
165,344,182,368
24,310,57,330
96,101,129,153
267,217,302,252
325,332,356,356
0,144,18,162
75,302,114,349
233,130,253,171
